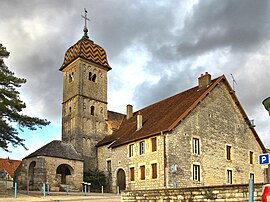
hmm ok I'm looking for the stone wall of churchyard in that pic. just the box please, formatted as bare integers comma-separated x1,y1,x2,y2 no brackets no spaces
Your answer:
98,134,165,192
121,183,264,202
166,82,265,188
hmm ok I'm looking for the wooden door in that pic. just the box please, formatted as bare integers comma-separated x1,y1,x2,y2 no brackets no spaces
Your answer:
117,169,126,191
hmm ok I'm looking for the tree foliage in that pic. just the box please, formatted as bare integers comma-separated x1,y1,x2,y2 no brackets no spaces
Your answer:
83,169,108,191
0,44,50,151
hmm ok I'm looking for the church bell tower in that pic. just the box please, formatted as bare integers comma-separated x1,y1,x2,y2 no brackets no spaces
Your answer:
59,11,111,170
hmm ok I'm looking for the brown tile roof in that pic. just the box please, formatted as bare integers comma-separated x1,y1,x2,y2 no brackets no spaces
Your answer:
60,38,111,71
97,75,266,152
0,158,21,178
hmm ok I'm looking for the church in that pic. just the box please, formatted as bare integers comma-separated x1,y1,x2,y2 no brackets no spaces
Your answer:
15,13,267,192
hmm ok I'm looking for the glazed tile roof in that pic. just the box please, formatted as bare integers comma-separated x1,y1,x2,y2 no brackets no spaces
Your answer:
0,158,21,178
24,140,83,161
97,75,266,152
60,37,111,71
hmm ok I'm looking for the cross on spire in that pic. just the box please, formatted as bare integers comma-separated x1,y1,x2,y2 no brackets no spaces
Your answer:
81,8,90,39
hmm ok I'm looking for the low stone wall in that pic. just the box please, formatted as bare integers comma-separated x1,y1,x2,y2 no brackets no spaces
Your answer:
121,183,264,202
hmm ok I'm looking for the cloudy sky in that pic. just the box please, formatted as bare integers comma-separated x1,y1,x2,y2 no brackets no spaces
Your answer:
0,0,270,159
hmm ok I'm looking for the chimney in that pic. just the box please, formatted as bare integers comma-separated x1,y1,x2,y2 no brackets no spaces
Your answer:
126,104,133,120
137,112,142,130
198,72,211,88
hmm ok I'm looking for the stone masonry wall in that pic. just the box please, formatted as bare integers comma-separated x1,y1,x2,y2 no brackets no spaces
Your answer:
121,183,264,202
166,82,265,188
98,134,165,192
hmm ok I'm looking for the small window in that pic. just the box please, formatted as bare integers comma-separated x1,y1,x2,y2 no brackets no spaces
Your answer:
139,141,145,155
130,167,135,181
69,107,72,113
140,165,145,180
193,138,200,155
90,106,95,116
151,137,157,152
92,74,97,82
129,144,134,157
249,151,253,164
106,160,111,173
227,170,232,184
193,164,200,181
88,72,92,80
226,145,232,160
151,163,157,179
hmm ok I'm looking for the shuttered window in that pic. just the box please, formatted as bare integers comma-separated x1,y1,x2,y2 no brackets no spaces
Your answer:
140,165,145,180
152,163,157,179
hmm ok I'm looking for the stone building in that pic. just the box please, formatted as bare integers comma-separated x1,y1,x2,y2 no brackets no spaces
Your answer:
97,72,267,191
15,140,83,191
15,15,267,192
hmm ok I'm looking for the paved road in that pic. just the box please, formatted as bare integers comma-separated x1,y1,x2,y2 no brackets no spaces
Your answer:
0,192,121,202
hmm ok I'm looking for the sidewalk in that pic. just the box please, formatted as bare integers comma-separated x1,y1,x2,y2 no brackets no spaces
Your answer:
0,191,121,202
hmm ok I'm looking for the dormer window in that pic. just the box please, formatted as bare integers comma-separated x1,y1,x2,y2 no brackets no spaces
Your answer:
90,106,95,116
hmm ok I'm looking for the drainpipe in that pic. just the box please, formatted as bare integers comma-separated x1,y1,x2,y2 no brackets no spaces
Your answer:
162,131,168,188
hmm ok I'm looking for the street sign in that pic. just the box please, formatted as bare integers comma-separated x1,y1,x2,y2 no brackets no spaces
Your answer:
259,154,270,165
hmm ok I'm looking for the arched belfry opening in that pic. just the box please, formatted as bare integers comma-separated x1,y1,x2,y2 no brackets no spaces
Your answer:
29,161,36,185
56,164,73,184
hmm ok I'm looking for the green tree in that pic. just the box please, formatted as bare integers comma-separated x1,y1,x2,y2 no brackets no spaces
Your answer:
83,169,108,191
0,44,50,151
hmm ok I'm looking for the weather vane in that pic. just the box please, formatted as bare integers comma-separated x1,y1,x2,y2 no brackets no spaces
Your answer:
81,8,90,38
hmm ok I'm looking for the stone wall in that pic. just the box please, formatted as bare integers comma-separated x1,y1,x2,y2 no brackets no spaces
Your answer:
15,156,83,191
166,82,265,188
98,134,165,191
121,183,264,202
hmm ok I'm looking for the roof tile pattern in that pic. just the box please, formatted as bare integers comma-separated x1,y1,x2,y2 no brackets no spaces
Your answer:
60,38,111,70
97,77,221,148
24,140,83,161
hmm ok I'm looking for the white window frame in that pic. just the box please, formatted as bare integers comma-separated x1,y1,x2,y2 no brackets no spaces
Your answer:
193,164,200,181
139,141,145,155
129,144,134,157
193,138,200,155
227,170,232,184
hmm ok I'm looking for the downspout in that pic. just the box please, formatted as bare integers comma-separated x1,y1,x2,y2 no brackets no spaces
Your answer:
162,131,168,188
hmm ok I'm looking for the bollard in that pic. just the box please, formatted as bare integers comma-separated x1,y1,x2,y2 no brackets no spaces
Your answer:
84,183,87,195
117,186,120,195
66,185,69,194
14,182,17,198
248,178,254,202
101,185,104,194
43,183,46,198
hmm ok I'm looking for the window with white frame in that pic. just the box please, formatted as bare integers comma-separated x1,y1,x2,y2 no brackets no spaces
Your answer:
193,164,200,181
129,144,134,157
227,170,232,184
193,138,200,155
139,141,145,155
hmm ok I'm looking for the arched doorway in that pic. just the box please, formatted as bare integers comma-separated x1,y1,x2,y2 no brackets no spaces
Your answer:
29,161,36,185
56,164,73,184
117,169,126,191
